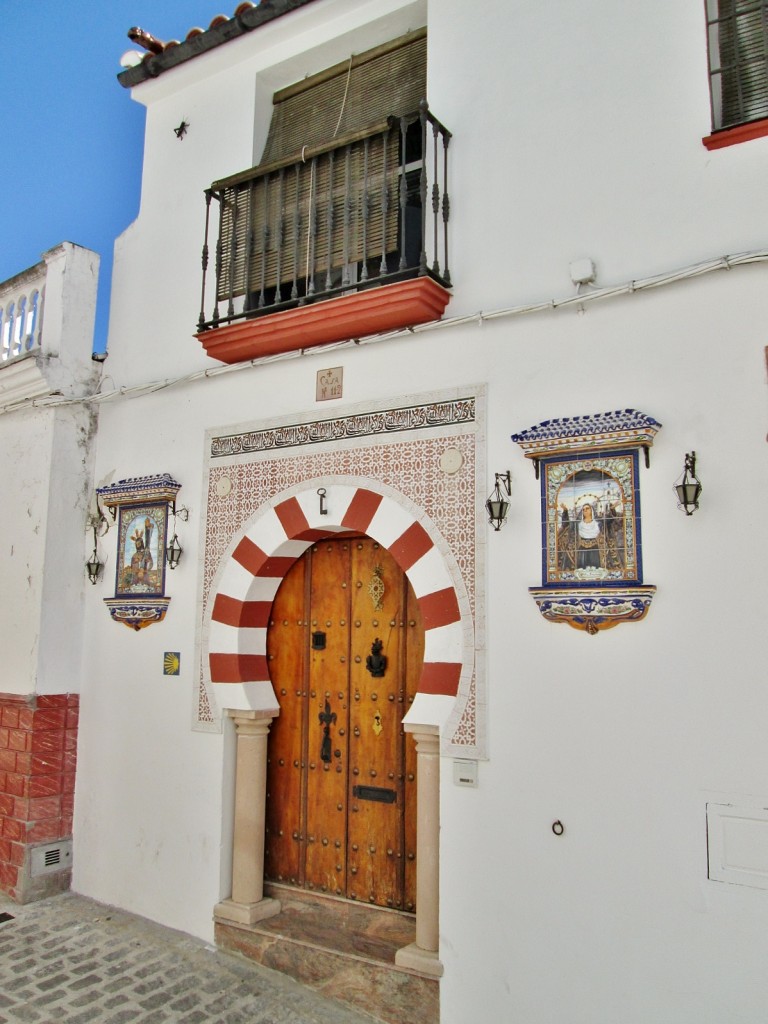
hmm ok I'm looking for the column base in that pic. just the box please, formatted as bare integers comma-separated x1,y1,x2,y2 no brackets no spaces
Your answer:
395,942,444,978
214,897,281,926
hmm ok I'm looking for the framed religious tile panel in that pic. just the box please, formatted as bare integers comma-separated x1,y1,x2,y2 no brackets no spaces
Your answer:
512,410,660,634
96,473,182,631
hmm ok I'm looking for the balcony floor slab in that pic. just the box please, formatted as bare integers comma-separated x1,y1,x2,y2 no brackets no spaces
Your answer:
197,277,451,364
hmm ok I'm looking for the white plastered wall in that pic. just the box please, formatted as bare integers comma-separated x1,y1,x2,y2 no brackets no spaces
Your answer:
0,242,99,698
0,408,53,695
75,0,768,1018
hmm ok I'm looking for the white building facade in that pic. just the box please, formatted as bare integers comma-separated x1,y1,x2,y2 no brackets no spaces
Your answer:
2,2,767,1022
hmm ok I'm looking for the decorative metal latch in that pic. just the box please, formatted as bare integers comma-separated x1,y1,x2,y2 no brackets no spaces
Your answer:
319,699,337,762
366,638,387,678
368,564,385,611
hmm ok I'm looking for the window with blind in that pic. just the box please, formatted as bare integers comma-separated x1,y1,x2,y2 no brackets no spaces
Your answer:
210,30,433,317
706,0,768,131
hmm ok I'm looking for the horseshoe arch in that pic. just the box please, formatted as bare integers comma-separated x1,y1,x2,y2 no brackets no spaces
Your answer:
205,478,472,729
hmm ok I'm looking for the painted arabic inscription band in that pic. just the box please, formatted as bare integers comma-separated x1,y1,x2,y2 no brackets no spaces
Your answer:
210,398,476,458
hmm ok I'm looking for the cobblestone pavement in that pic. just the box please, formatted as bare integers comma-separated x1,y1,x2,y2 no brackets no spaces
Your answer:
0,890,378,1024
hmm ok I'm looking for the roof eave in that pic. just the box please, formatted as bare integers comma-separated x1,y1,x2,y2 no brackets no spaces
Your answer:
117,0,318,89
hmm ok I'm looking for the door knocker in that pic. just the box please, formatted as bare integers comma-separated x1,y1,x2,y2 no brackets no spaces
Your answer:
366,638,387,678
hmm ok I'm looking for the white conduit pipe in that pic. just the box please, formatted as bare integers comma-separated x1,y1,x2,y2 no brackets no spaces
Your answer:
1,248,766,416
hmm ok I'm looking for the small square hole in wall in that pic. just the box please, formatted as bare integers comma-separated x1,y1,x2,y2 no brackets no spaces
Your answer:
164,652,181,675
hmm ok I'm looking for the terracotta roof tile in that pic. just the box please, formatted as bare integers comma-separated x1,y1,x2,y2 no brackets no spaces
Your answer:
119,0,317,88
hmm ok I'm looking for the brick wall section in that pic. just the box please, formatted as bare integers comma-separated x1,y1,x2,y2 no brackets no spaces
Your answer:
0,692,78,900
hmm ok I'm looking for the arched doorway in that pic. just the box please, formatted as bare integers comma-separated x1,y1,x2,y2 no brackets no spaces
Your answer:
209,479,468,975
265,536,423,910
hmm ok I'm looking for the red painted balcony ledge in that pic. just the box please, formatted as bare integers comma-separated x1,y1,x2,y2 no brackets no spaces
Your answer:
196,277,451,365
702,116,768,150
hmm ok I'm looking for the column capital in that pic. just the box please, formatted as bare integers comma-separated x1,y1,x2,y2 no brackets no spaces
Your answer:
228,708,278,735
404,723,440,757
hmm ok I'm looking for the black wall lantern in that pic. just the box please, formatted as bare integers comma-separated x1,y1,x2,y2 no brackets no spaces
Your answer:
166,531,183,569
85,518,107,585
86,530,103,585
486,471,511,531
165,502,189,569
675,451,702,516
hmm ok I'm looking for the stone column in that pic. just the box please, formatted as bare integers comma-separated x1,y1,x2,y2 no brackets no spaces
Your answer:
214,710,281,926
395,725,444,977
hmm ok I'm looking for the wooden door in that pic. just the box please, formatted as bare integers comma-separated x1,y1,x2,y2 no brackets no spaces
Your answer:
265,537,422,911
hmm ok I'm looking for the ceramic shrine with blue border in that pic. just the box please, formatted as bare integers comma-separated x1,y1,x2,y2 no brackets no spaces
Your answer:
96,474,181,631
512,410,660,634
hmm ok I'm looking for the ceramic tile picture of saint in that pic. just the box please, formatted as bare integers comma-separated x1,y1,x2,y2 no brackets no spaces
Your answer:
545,455,639,584
116,504,167,595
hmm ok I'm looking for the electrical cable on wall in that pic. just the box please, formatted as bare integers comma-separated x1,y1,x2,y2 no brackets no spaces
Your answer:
1,247,766,417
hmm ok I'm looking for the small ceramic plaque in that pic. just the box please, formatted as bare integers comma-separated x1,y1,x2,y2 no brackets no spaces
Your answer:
316,366,343,401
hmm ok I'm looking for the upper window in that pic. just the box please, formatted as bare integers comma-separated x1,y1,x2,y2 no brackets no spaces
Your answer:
706,0,768,131
199,30,455,333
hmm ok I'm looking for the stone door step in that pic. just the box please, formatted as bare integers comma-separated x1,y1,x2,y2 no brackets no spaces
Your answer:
214,884,439,1024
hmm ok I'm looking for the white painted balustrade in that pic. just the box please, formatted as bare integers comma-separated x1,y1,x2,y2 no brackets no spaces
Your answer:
0,263,44,363
0,243,100,411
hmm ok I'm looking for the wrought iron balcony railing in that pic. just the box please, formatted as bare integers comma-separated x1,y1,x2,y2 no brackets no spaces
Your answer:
197,102,451,333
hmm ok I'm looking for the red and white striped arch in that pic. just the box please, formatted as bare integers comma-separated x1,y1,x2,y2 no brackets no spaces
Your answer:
205,481,468,711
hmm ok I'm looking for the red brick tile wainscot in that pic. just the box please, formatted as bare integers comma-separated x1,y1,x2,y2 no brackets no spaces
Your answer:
0,693,78,900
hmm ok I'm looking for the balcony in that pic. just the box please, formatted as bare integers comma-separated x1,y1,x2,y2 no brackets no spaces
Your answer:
195,102,452,364
1,262,44,364
0,243,99,411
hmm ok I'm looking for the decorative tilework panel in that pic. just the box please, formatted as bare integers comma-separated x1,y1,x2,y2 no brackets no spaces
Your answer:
198,422,480,755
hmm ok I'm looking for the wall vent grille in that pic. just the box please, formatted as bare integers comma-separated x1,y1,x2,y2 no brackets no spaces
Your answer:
30,840,72,878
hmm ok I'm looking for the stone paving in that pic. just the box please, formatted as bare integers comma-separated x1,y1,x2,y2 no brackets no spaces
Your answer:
0,890,378,1024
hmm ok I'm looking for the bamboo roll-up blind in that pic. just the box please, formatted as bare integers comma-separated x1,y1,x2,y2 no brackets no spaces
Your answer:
215,30,425,302
261,30,426,164
217,128,399,301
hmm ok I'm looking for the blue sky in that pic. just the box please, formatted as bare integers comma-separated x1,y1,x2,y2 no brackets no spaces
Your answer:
1,2,223,353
